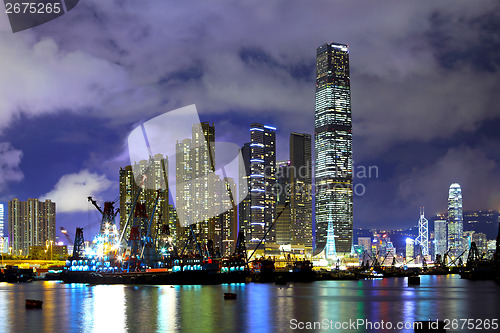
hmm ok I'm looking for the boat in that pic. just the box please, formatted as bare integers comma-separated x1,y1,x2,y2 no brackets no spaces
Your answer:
0,266,34,283
25,299,43,309
223,293,237,300
408,275,420,285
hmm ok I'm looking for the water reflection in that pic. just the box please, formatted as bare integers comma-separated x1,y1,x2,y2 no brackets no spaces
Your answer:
0,275,498,333
86,285,126,332
157,286,178,332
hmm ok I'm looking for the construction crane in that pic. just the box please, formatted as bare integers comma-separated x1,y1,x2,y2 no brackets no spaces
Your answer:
72,228,85,259
87,196,120,259
140,190,162,263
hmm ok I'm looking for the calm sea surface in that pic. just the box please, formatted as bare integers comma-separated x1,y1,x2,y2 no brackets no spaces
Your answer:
0,274,499,332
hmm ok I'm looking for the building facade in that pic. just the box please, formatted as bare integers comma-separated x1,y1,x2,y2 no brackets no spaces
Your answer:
434,219,447,258
357,237,372,254
119,153,170,247
275,160,291,246
0,203,4,253
176,122,216,244
8,198,56,255
290,133,313,249
406,238,414,261
314,42,353,255
175,122,237,252
447,183,463,257
245,123,277,247
238,142,252,241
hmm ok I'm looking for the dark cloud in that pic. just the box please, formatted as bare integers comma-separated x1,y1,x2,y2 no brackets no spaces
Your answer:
0,142,23,199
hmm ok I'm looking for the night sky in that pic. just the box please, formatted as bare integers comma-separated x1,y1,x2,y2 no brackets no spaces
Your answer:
1,1,499,241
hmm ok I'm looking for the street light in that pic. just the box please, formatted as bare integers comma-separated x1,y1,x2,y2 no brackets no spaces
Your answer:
8,247,12,255
50,240,53,260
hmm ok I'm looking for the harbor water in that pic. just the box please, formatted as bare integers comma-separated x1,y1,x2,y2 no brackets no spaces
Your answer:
0,274,498,332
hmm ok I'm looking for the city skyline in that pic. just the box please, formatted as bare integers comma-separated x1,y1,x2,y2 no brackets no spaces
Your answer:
0,1,499,241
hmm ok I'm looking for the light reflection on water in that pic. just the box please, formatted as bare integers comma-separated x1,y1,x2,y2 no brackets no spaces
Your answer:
0,275,498,333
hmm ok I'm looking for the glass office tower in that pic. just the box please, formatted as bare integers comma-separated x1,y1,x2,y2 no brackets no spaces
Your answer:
447,183,463,258
314,42,353,255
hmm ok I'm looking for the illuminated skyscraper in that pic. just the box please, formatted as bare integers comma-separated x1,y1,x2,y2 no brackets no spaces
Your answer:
314,42,353,255
176,122,217,244
434,219,447,259
275,160,291,246
290,133,312,248
415,208,429,257
246,123,276,246
238,142,252,240
406,238,414,260
8,198,55,255
447,183,463,257
0,203,4,253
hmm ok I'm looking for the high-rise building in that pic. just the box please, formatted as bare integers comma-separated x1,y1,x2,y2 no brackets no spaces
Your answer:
275,160,291,246
434,219,447,258
0,203,4,253
314,42,353,255
447,183,463,257
406,238,414,261
246,123,276,247
175,122,238,252
415,208,429,256
216,177,238,256
290,133,312,248
176,122,216,244
357,237,372,254
238,142,252,241
472,232,488,254
8,198,55,255
119,153,170,246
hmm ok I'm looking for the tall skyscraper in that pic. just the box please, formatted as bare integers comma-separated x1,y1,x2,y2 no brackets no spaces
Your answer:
415,208,429,257
406,238,414,260
447,183,463,257
246,123,276,247
8,198,55,255
119,153,170,247
0,203,4,253
434,219,447,258
314,42,353,255
176,122,217,244
290,133,312,248
238,142,252,241
275,160,291,246
175,122,238,252
216,177,238,256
